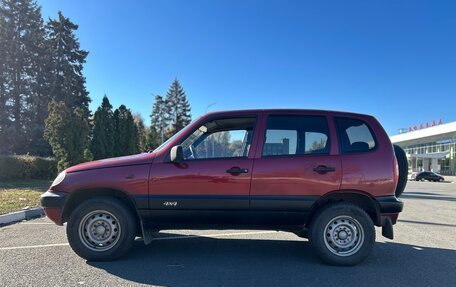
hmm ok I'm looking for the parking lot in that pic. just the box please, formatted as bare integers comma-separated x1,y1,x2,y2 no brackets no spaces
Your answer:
1,181,455,287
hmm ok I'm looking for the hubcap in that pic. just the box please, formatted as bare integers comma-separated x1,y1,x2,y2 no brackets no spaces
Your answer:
323,215,364,257
78,210,121,252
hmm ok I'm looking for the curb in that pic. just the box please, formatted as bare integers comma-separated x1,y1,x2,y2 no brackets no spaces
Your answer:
0,207,45,226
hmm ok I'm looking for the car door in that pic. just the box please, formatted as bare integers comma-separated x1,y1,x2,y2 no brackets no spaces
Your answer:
419,172,427,180
429,172,438,181
147,115,259,224
250,113,342,225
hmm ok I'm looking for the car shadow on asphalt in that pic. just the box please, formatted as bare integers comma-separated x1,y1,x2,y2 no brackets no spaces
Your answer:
88,234,456,287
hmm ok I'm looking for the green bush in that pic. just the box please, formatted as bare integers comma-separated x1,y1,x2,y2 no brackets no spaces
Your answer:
0,155,57,180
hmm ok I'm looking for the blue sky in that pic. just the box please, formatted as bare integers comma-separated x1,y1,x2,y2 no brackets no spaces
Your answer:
37,0,456,135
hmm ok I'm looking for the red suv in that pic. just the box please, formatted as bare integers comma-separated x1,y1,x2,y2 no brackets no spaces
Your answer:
41,109,406,266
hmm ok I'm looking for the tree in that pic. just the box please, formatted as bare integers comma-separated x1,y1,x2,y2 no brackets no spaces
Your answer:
150,95,167,144
113,105,139,156
90,95,115,160
165,79,191,136
46,11,90,113
44,100,90,171
42,11,92,167
146,128,160,151
133,113,147,152
0,0,49,155
0,6,10,154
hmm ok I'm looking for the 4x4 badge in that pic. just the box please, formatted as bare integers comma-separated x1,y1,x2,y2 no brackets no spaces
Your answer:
163,201,178,207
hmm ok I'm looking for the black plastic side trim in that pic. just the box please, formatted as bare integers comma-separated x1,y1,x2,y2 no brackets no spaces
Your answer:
138,209,310,230
376,196,404,213
40,190,67,208
251,195,318,211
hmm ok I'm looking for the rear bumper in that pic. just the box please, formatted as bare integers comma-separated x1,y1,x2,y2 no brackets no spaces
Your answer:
375,196,403,239
376,195,403,214
375,195,404,239
40,190,67,225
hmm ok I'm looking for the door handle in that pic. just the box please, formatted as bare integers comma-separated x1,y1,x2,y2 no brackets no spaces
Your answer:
226,167,249,174
313,165,336,174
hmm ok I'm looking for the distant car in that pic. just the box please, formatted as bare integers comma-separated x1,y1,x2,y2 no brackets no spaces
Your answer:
414,171,444,182
41,109,407,266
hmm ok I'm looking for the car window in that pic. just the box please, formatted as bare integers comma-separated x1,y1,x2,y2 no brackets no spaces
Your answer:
335,117,376,153
180,117,256,160
262,115,330,156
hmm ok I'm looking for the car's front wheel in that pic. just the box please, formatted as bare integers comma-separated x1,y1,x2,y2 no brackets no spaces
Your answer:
67,197,136,261
309,203,375,266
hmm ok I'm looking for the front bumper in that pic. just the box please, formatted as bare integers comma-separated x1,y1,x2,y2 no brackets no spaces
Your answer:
40,190,68,225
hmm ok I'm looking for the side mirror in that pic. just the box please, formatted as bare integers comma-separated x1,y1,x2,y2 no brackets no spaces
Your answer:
170,145,184,163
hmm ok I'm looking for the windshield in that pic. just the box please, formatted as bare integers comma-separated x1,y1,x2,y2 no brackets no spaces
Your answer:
152,121,195,153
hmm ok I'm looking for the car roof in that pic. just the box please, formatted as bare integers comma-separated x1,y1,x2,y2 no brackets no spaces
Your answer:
204,109,373,118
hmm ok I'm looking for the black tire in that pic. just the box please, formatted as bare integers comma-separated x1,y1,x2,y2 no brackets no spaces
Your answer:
309,203,375,266
67,197,136,261
394,144,408,197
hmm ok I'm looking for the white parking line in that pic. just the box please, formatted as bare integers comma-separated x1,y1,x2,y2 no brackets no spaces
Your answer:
0,243,69,250
0,230,277,251
20,222,54,225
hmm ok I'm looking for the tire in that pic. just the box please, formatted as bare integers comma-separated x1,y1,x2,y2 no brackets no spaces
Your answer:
394,145,408,197
309,203,375,266
439,178,444,182
67,197,136,261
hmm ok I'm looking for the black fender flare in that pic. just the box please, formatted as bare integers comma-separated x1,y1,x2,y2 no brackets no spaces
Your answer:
305,191,382,227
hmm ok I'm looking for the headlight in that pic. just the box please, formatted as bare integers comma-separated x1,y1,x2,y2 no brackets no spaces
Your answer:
51,171,66,187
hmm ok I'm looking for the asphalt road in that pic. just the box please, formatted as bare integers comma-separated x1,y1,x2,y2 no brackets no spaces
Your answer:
1,181,455,287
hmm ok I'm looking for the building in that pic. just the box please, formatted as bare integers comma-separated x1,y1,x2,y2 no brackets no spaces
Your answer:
390,121,456,175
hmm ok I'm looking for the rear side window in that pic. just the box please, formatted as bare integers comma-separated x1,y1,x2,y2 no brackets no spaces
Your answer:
262,115,330,156
335,117,376,153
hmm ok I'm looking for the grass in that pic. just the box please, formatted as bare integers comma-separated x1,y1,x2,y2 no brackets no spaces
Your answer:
0,179,51,215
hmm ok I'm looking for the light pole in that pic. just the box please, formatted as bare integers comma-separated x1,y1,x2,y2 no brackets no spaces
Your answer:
205,103,216,114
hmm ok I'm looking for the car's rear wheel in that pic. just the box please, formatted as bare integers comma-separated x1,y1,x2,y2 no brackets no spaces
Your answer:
67,197,136,261
309,203,375,266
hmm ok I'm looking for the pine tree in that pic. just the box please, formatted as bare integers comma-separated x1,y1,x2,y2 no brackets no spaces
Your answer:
44,100,90,171
150,95,167,144
113,105,139,156
146,128,160,151
46,11,90,113
133,113,147,152
0,5,9,154
42,11,92,167
0,0,49,154
165,79,191,136
24,2,52,156
90,95,115,160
